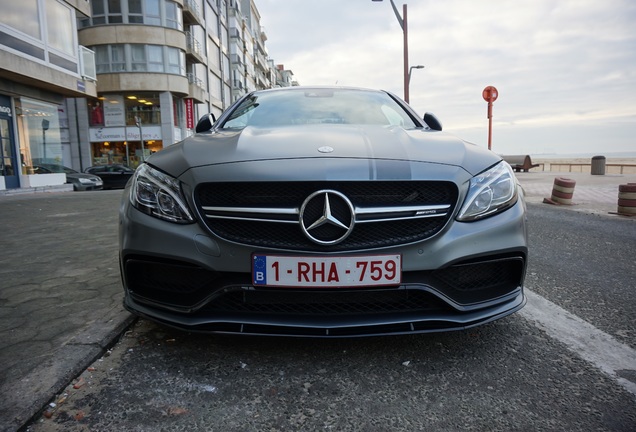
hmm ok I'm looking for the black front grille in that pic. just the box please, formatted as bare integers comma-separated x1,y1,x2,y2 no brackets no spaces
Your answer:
195,181,458,251
206,288,452,316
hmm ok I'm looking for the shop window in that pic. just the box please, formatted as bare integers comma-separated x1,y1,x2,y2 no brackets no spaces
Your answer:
90,140,163,168
89,100,105,126
124,93,161,126
15,98,63,169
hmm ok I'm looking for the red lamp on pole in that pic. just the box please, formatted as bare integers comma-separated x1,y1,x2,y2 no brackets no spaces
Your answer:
482,86,498,151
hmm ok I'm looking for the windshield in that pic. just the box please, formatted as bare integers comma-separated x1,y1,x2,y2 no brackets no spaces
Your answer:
221,88,418,130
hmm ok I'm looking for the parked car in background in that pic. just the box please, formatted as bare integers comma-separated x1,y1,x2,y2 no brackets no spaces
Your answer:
119,86,528,338
32,164,103,191
84,164,135,189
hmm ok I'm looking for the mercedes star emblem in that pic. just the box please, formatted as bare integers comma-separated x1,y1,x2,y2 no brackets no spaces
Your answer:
299,190,355,245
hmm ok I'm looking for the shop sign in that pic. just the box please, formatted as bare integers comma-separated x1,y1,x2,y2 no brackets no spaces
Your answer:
89,126,163,142
90,127,126,141
104,95,126,127
0,94,11,117
185,98,194,129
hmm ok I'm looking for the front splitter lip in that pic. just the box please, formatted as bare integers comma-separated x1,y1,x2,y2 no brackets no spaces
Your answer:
123,290,526,338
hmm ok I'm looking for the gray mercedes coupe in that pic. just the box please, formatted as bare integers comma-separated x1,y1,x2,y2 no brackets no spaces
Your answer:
119,86,527,337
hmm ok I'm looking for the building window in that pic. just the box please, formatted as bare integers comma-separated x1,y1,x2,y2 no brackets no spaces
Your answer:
145,0,161,25
92,44,184,75
131,45,147,71
95,46,110,73
126,93,161,126
128,0,143,23
15,98,62,167
107,0,123,24
46,0,75,56
85,0,182,27
112,45,126,71
0,0,79,73
1,1,41,39
167,47,184,75
165,1,181,29
148,45,164,71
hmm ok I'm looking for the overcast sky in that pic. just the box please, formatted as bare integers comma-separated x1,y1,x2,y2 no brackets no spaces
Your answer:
254,0,636,156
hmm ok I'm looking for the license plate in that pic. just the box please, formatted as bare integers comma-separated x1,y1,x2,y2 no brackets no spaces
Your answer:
252,254,402,287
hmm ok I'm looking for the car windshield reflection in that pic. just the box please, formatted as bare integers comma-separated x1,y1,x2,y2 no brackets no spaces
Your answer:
221,88,417,130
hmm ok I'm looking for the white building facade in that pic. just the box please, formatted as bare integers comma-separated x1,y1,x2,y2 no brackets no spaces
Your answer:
0,0,97,191
1,0,296,191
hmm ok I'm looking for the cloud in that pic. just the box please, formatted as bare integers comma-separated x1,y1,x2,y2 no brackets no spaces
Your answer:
255,0,636,154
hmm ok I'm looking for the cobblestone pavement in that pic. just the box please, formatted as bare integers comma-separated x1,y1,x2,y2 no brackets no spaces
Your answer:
0,170,635,431
0,189,134,432
516,171,636,215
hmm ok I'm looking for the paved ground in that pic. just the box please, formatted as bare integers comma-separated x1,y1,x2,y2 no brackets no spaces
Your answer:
0,189,135,432
0,170,634,432
516,171,636,216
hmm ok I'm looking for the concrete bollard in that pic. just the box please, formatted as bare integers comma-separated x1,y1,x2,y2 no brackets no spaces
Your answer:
617,183,636,216
543,177,576,205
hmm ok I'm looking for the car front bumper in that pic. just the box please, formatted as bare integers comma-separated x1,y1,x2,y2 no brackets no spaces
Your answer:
119,188,528,337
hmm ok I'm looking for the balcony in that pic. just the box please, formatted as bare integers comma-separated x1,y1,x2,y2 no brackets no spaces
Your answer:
232,79,243,90
230,54,243,67
255,71,268,89
254,51,268,70
79,46,97,81
187,73,208,103
229,27,241,39
185,32,205,64
182,0,203,26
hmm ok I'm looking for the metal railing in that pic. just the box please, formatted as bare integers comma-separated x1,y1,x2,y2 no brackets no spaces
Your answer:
536,163,636,175
187,73,205,89
185,32,204,59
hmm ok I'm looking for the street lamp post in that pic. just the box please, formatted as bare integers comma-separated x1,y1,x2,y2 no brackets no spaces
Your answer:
41,119,49,161
134,116,146,162
373,0,412,103
408,64,425,86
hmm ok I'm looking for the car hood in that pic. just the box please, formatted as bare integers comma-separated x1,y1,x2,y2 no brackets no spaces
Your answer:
148,125,501,178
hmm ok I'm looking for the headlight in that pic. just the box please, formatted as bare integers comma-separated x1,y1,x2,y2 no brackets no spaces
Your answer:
457,161,518,221
78,178,93,184
129,164,194,223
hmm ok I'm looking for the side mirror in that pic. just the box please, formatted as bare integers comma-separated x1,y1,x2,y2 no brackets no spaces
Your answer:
195,114,217,133
423,112,442,131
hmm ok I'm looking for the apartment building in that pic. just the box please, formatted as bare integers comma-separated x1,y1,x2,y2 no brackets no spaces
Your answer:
77,0,234,170
1,0,296,192
0,0,97,191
